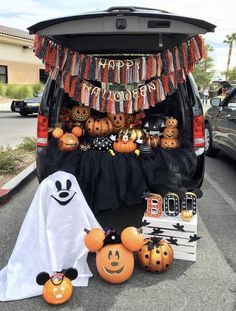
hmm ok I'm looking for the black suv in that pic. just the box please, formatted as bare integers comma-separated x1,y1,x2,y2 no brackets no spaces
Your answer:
205,87,236,160
28,7,215,212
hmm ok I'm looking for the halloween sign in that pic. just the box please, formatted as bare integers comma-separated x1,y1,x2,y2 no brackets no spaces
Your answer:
84,227,144,284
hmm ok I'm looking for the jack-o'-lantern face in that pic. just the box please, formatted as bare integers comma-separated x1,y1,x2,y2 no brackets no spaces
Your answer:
36,268,78,305
163,127,179,139
96,244,134,284
58,133,79,151
165,117,178,128
161,138,180,149
107,113,126,134
71,106,91,122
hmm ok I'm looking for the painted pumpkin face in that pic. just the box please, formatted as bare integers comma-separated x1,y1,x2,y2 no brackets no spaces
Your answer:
36,268,78,305
137,238,174,273
58,133,79,151
96,243,134,284
113,139,137,153
71,106,91,122
163,127,179,139
107,113,126,134
160,138,180,149
165,117,178,128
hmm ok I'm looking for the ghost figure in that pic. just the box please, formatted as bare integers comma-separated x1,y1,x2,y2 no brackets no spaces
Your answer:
0,171,102,301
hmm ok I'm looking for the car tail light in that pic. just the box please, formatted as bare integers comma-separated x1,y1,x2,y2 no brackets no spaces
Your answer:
193,115,205,147
37,114,48,146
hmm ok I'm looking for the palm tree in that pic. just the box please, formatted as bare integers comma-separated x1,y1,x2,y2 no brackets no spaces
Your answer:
223,32,236,79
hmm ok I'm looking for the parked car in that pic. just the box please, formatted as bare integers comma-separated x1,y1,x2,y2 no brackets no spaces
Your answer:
11,91,43,116
28,6,215,211
205,86,236,160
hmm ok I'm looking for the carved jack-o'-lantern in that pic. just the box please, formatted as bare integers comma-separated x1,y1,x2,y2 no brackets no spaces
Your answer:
119,127,144,142
71,106,91,122
107,113,126,134
163,127,179,139
85,117,113,137
137,238,174,273
165,117,178,128
36,268,78,305
160,138,180,150
58,133,79,151
84,227,144,284
113,139,137,153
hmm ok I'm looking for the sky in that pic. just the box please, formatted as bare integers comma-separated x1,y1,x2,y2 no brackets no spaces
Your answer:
0,0,236,78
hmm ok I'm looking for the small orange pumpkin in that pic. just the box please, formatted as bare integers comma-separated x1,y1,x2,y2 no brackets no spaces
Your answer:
71,126,84,137
113,139,137,153
36,268,78,305
85,117,113,137
84,228,105,252
71,106,91,122
52,127,64,139
163,127,179,139
165,117,178,128
107,113,126,134
58,133,79,152
120,227,144,252
137,238,174,273
160,138,180,149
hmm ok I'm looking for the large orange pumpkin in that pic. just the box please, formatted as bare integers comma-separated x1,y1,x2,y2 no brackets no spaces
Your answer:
85,117,113,137
96,243,134,284
107,113,126,134
58,133,79,151
137,238,174,273
71,105,91,122
36,268,78,305
113,139,137,153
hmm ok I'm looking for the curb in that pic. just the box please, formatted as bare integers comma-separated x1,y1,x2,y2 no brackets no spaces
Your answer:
0,162,37,205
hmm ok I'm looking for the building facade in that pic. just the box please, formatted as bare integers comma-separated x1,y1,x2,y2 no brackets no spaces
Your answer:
0,25,45,85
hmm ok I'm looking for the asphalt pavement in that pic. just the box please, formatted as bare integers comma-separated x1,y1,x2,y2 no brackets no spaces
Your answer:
0,154,235,311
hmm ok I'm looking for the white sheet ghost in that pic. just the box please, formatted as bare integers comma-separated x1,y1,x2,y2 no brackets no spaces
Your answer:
0,171,102,301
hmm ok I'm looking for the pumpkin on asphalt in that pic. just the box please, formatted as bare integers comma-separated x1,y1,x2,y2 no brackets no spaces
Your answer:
137,237,174,273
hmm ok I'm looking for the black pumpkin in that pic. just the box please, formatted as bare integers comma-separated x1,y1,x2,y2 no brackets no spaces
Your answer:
143,115,166,136
93,137,112,151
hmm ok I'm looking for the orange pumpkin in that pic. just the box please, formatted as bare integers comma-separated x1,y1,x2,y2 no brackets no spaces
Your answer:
118,127,144,142
58,133,79,151
85,117,113,137
96,243,134,284
120,227,144,252
163,127,179,139
137,238,174,273
165,117,178,128
144,134,160,148
113,139,137,153
71,126,84,137
71,105,91,122
84,228,105,252
52,127,64,139
107,113,126,134
160,138,180,149
36,268,78,305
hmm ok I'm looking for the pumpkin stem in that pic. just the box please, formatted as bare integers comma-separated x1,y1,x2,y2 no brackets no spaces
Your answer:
84,228,90,234
137,227,143,234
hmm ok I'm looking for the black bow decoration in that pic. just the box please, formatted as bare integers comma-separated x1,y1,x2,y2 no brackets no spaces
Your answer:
150,228,164,235
103,227,121,246
141,220,151,227
173,223,185,232
167,237,179,246
188,234,201,243
145,237,162,251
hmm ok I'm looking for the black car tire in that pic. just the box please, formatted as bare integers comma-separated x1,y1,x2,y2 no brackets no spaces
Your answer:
19,111,28,117
205,123,219,157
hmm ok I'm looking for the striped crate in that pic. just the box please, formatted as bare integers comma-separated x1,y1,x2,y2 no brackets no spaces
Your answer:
142,214,198,261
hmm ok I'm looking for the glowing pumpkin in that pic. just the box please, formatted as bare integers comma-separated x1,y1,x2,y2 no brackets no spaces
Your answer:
160,138,180,150
58,133,79,152
36,268,78,305
137,238,174,273
163,127,179,139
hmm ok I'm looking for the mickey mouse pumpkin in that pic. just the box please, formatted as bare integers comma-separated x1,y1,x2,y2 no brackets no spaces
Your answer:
84,227,144,284
52,128,82,152
36,268,78,305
